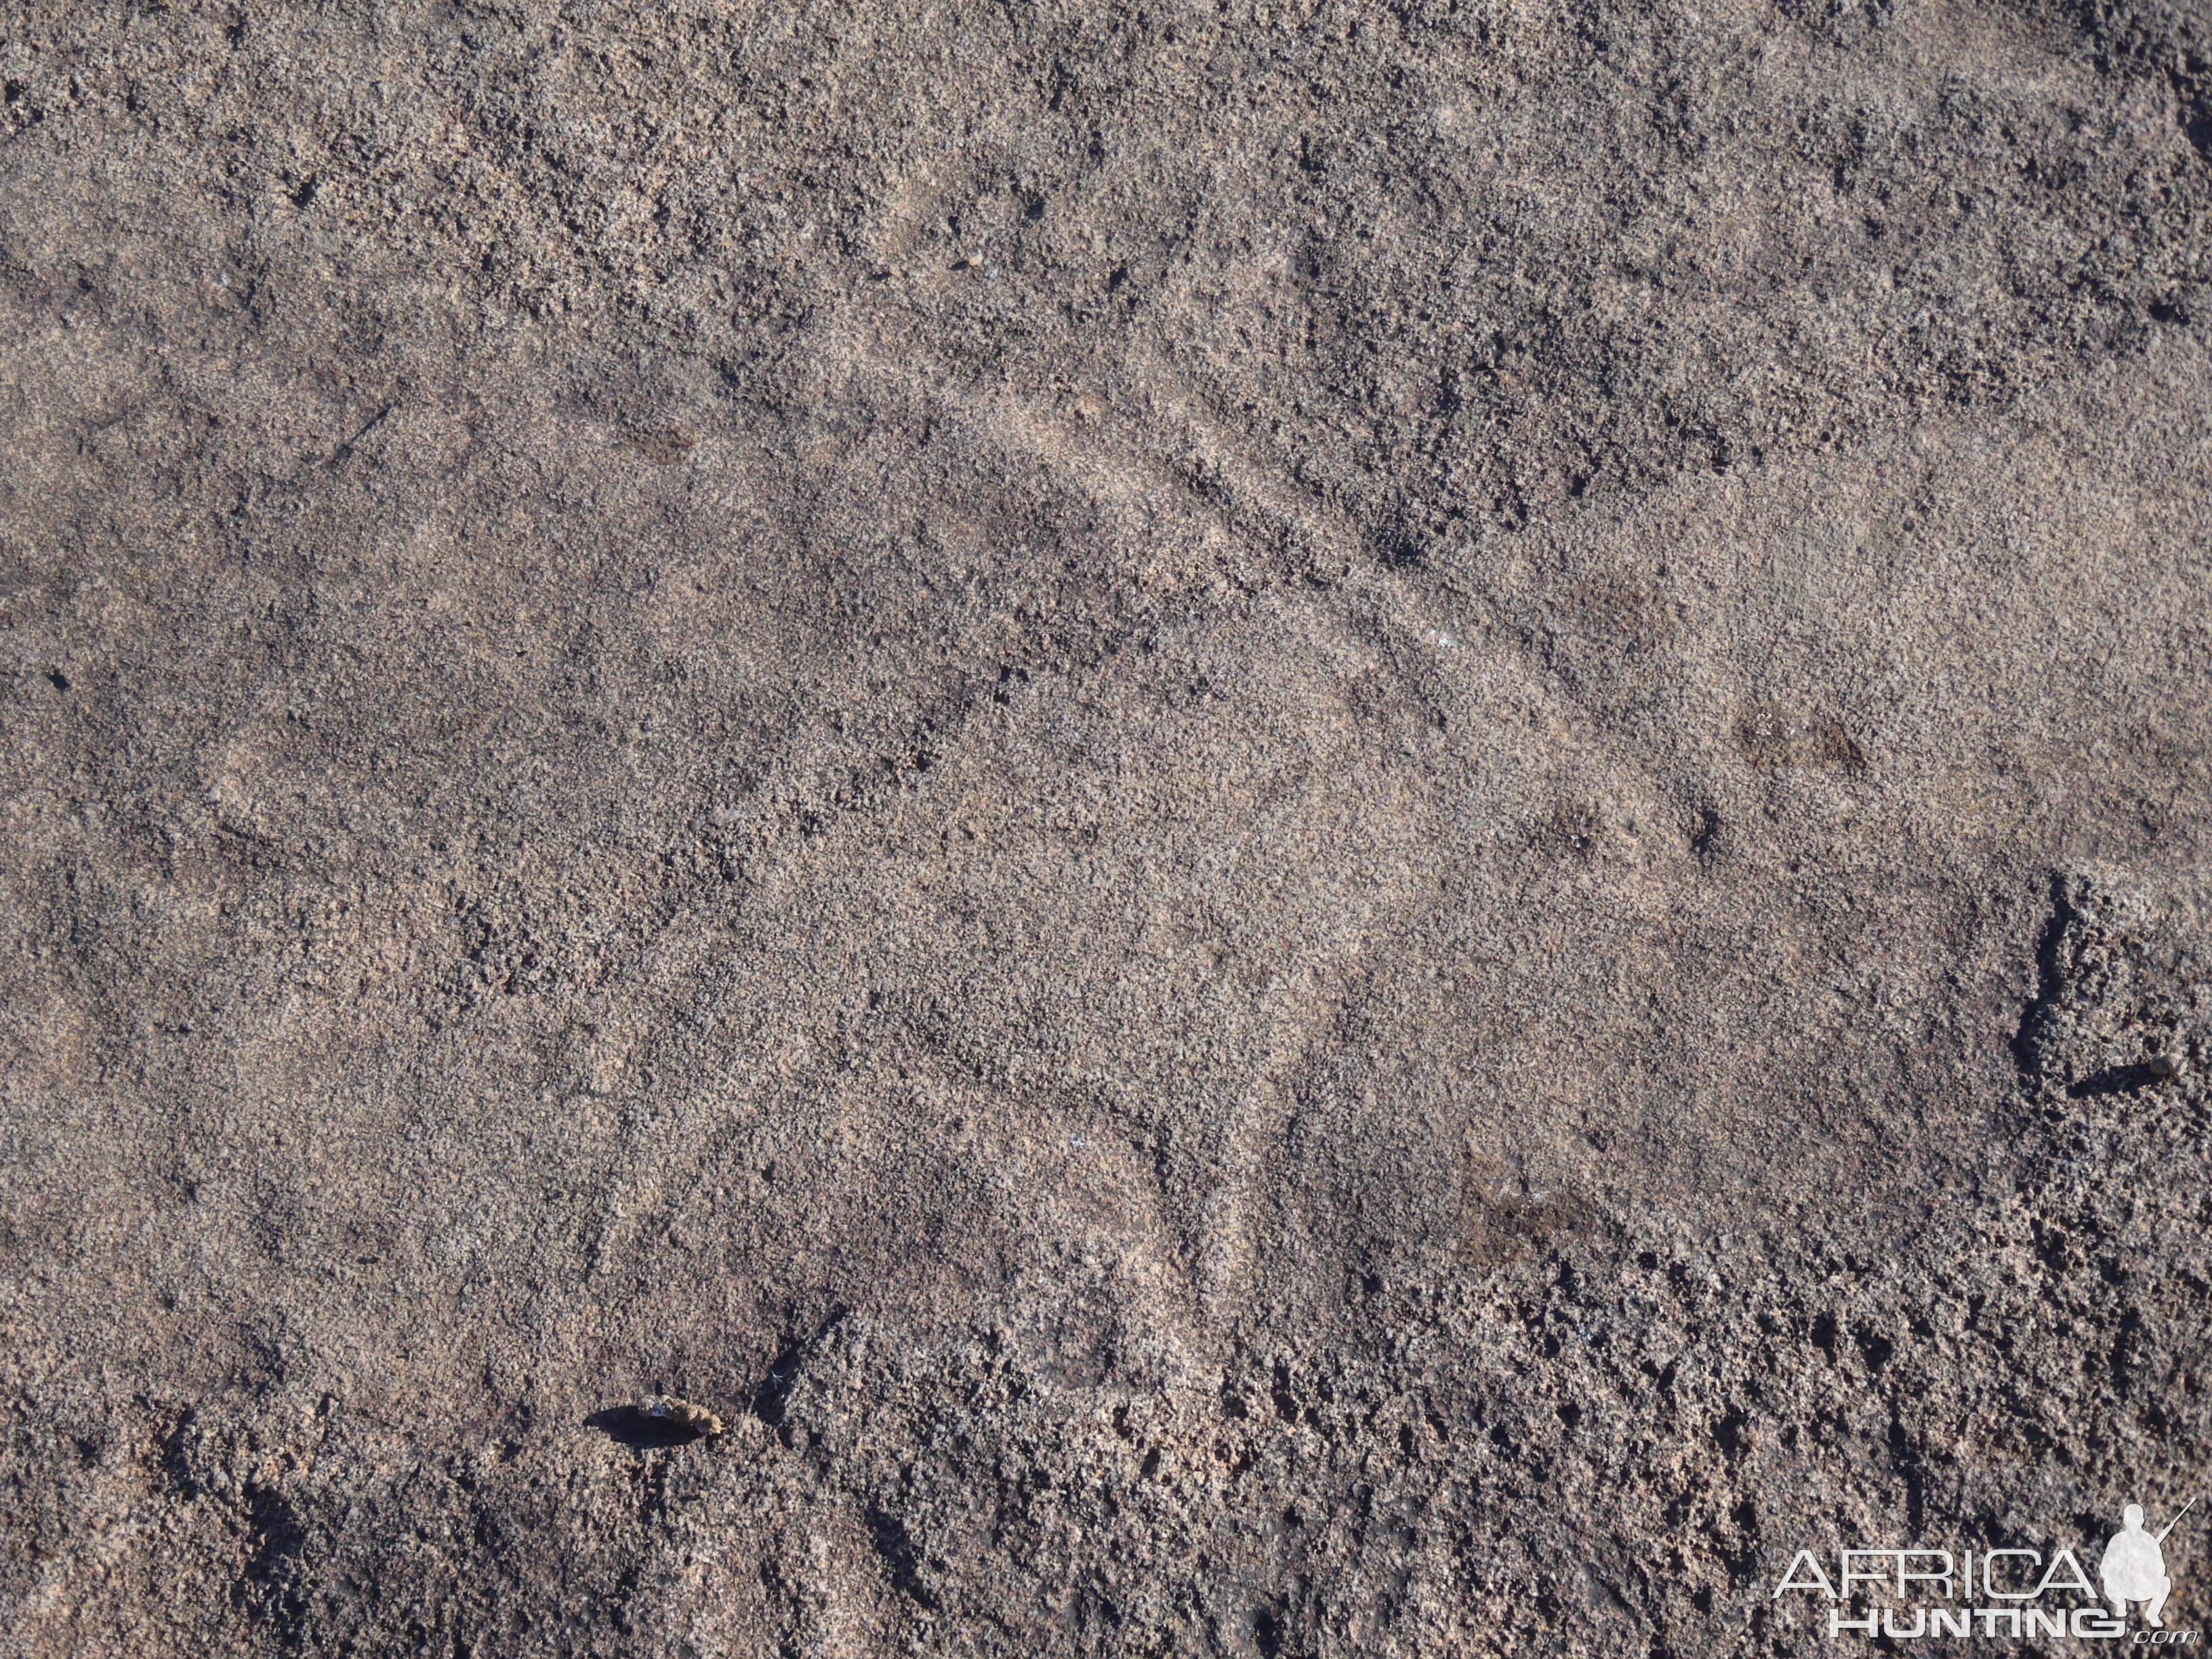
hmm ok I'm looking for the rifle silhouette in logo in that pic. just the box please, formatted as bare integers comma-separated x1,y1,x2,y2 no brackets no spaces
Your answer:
2102,1497,2196,1629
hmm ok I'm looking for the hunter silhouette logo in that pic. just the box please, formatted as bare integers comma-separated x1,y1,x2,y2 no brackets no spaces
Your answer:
2104,1500,2194,1629
1773,1496,2199,1643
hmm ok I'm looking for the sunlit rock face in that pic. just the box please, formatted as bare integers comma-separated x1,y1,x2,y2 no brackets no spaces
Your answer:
1,0,2209,1652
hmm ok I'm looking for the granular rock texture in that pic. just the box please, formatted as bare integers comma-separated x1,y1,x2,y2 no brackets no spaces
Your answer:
2,1,2210,1654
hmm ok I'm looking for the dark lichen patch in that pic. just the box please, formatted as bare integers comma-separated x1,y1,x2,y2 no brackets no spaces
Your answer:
625,426,697,465
1733,702,1869,773
1533,802,1607,862
1570,565,1677,653
1459,1157,1594,1269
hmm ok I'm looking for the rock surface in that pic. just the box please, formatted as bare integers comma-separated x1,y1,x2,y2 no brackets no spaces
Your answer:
2,1,2209,1653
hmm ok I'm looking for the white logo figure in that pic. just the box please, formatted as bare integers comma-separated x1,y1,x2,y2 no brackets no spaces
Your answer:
2102,1498,2194,1627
